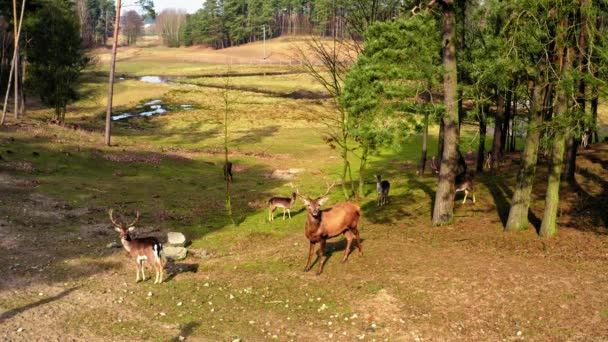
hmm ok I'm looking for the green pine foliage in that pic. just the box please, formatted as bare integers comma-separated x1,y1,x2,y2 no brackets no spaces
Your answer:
25,0,89,124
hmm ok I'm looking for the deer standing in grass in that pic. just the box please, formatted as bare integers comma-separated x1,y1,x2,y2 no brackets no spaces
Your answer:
268,192,297,221
374,174,390,206
297,182,362,275
109,209,165,284
455,173,476,204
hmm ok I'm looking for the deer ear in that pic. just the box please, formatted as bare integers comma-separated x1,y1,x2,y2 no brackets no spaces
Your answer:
317,196,329,206
128,226,135,232
114,226,122,232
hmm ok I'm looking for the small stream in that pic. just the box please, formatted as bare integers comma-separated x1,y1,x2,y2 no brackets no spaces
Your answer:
111,99,193,121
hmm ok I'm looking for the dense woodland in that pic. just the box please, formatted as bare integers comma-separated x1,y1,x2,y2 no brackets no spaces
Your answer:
0,0,607,238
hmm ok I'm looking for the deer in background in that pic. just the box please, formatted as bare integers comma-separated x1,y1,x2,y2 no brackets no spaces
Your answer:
268,192,297,221
296,182,362,275
430,156,440,174
109,209,165,284
374,174,390,206
223,161,233,182
455,173,476,204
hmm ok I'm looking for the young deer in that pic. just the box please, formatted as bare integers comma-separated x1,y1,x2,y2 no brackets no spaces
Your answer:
483,152,491,170
374,174,390,206
109,209,165,284
268,192,297,221
455,173,476,204
223,161,233,182
296,182,362,275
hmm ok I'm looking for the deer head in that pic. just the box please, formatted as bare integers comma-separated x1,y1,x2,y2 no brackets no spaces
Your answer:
108,209,141,238
296,182,335,218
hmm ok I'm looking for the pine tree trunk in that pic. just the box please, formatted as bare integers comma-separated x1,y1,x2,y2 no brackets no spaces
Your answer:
539,45,571,238
432,2,459,226
491,89,505,172
505,82,545,231
358,144,369,199
476,105,487,173
437,118,445,165
419,111,429,176
502,86,512,152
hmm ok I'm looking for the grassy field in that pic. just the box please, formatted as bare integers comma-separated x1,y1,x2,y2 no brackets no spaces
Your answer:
1,38,608,341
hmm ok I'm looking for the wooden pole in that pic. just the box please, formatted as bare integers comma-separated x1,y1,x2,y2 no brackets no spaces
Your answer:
104,0,121,146
1,0,26,125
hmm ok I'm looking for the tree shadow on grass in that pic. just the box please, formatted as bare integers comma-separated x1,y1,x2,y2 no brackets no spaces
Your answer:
0,286,80,323
568,168,608,233
478,174,541,232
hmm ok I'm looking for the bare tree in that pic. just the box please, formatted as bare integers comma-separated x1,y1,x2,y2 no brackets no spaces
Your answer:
123,10,143,46
155,9,186,47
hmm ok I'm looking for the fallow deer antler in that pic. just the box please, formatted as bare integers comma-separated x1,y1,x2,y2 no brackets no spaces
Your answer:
108,208,122,227
125,211,141,227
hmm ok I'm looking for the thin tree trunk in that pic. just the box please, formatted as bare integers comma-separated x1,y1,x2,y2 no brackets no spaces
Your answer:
1,0,25,125
432,2,459,226
437,118,445,165
13,0,18,119
590,95,598,144
357,144,369,199
539,42,571,238
18,54,24,116
502,85,512,152
105,0,121,146
491,89,505,172
505,82,545,231
510,88,518,151
419,111,429,176
476,104,487,173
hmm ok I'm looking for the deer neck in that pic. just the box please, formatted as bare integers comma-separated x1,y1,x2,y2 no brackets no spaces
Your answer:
305,213,323,233
121,234,133,253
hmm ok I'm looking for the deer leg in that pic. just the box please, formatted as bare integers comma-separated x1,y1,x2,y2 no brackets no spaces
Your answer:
135,262,141,283
472,192,476,203
353,228,363,256
287,208,291,219
304,242,315,272
463,190,468,204
283,208,286,220
342,231,354,263
316,239,326,275
140,261,146,281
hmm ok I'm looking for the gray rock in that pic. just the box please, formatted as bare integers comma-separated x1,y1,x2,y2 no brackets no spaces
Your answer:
167,232,187,247
106,241,120,249
163,246,188,260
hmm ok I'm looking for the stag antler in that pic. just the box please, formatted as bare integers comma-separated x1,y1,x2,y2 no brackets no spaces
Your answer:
319,181,336,198
126,211,141,227
108,208,122,227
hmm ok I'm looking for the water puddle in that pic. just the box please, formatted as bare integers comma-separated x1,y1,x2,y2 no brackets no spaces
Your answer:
112,99,193,121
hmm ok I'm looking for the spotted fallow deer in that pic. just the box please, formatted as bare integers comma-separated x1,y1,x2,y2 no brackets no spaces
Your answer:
296,182,362,275
109,209,165,284
455,173,476,204
268,192,297,221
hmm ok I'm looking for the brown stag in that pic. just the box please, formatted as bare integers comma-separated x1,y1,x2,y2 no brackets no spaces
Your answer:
296,182,362,275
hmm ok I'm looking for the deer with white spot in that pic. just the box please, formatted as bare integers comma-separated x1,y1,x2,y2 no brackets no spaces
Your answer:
109,209,165,284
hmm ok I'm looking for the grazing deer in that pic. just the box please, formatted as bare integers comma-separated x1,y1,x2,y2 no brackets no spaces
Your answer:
109,209,165,284
455,173,476,204
296,182,362,275
268,192,297,221
374,174,390,206
223,161,233,182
